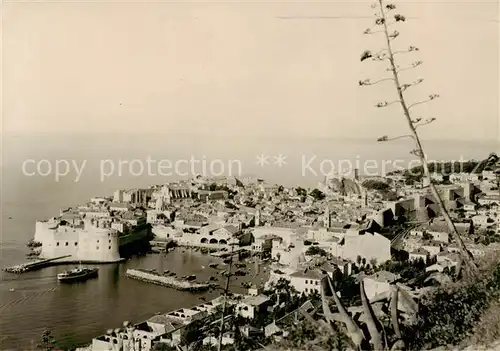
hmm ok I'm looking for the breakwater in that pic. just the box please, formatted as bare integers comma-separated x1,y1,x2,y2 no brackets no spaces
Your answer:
125,269,212,292
3,255,73,273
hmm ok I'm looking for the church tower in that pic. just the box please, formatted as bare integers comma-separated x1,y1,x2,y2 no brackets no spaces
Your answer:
255,210,261,227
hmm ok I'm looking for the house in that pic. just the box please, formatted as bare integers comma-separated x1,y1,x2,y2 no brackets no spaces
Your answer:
92,318,175,351
264,322,283,337
165,307,207,324
426,260,456,273
251,234,275,253
239,325,265,339
409,248,429,262
203,332,234,347
436,251,461,265
236,295,270,319
289,269,325,295
471,215,491,227
363,271,401,301
463,200,477,213
427,230,449,244
478,194,500,206
409,228,424,237
338,231,391,264
198,225,240,246
420,241,443,256
328,236,342,257
467,243,487,257
109,203,131,212
200,223,221,237
330,257,353,276
247,285,263,296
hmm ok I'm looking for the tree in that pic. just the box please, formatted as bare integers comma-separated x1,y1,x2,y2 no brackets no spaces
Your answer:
295,187,307,196
309,188,326,201
359,0,477,277
37,329,55,351
305,246,328,257
423,231,433,241
356,255,362,265
180,319,205,350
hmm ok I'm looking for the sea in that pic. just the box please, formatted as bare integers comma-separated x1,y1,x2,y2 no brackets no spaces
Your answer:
0,133,497,349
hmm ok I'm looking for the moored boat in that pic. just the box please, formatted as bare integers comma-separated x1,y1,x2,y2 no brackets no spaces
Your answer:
57,265,98,283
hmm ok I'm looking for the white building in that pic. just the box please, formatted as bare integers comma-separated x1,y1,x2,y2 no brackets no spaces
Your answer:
338,231,391,265
409,248,429,262
421,244,442,256
289,269,324,295
236,295,270,319
428,231,449,244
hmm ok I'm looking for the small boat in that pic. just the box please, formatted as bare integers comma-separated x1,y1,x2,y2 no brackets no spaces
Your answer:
57,264,98,283
208,263,218,269
9,288,15,292
185,275,196,281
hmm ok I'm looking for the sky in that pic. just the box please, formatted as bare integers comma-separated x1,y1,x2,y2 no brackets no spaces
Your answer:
2,0,499,141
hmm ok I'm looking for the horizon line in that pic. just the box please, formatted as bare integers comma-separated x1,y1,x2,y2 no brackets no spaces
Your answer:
2,131,499,144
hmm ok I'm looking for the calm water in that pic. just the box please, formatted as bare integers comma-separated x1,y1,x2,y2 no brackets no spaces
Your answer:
0,251,239,349
0,134,497,349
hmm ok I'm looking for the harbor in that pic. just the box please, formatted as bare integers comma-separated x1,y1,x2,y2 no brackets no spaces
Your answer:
0,245,268,350
125,268,213,292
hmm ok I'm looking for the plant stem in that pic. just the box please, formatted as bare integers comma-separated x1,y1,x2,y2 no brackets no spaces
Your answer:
217,243,235,351
377,0,477,276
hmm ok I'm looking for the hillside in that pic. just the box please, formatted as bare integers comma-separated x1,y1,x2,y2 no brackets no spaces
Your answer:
401,153,499,183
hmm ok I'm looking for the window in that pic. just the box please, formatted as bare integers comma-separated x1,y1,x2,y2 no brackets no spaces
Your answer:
75,242,78,246
65,242,68,246
305,280,308,284
109,240,111,243
109,246,111,250
97,246,99,250
56,242,60,246
97,240,99,243
315,281,319,285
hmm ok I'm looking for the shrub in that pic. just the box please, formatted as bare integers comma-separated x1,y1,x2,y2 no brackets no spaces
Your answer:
411,261,500,349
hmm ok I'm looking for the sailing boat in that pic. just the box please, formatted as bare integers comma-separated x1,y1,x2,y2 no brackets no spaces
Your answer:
57,262,98,283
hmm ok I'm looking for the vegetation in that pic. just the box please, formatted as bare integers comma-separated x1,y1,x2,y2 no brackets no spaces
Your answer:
36,329,56,351
305,246,328,257
362,179,390,192
309,189,326,201
411,256,500,349
295,187,308,196
362,179,398,200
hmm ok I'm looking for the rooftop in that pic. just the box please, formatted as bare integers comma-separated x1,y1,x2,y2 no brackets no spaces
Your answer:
241,295,270,306
289,269,324,280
